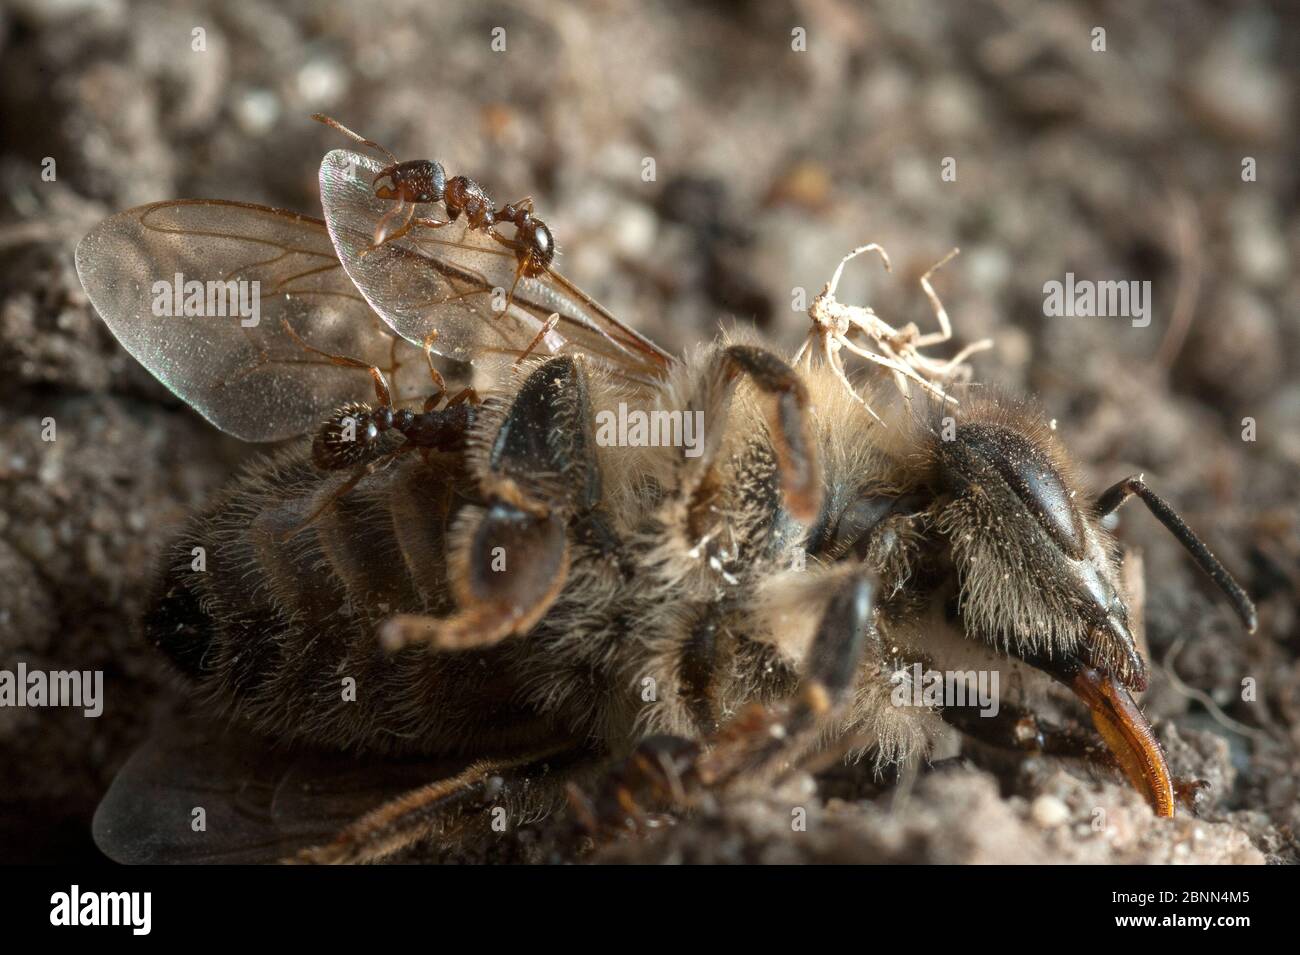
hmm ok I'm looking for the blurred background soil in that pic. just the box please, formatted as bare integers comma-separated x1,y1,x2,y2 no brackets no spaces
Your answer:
0,0,1295,863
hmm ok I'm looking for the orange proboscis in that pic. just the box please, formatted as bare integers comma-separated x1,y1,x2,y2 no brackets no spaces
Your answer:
1071,666,1175,817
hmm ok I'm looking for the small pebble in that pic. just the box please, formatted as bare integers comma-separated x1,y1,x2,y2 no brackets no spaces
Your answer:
1031,794,1070,828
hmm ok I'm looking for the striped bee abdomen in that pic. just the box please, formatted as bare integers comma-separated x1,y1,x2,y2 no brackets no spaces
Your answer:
144,442,554,756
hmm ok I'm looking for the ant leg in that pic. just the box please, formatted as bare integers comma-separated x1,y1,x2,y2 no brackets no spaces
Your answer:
443,387,480,407
416,330,479,411
496,195,535,217
503,259,528,315
485,229,535,316
280,319,391,407
515,312,559,366
488,229,524,258
422,387,478,413
1095,475,1256,631
377,213,453,250
499,254,532,318
284,444,416,541
420,330,449,406
368,200,414,249
380,357,604,652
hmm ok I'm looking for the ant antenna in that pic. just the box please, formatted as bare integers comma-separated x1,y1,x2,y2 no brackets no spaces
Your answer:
311,114,399,167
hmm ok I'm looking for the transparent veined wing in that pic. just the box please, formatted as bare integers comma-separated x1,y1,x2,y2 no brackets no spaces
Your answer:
318,149,675,386
93,717,474,864
76,199,432,442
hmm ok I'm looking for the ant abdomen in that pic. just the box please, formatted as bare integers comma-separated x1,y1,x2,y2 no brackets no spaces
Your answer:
500,207,555,276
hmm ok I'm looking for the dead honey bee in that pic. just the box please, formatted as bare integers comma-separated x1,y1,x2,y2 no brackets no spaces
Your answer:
78,120,1256,864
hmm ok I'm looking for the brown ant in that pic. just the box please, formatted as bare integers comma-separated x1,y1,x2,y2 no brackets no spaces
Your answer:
313,114,557,312
279,320,479,539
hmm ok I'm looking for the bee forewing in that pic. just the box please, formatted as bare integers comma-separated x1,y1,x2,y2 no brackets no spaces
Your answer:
319,149,672,384
76,199,428,442
93,718,470,864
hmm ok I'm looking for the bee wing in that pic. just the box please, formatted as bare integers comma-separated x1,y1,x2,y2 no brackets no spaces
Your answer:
93,717,471,864
318,149,674,386
76,199,432,442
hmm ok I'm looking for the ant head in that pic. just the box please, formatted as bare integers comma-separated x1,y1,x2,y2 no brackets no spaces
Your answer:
373,160,446,205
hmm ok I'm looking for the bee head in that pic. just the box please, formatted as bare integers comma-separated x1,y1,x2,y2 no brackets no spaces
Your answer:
930,407,1147,691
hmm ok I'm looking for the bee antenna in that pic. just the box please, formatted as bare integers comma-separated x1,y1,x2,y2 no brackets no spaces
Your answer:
1095,476,1258,633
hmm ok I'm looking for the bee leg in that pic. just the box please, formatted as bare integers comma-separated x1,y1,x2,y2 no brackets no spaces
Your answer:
567,736,701,839
292,746,596,864
699,569,875,786
382,356,604,652
686,345,821,525
1095,475,1256,631
293,759,506,864
380,501,569,650
583,571,876,832
945,702,1210,814
941,702,1105,757
483,355,602,516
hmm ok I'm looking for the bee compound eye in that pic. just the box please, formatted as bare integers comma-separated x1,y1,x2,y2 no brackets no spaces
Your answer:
951,424,1086,560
